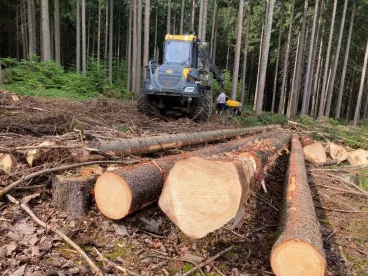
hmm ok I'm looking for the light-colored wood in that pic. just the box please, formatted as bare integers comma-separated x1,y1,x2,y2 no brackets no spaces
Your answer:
329,143,349,164
347,149,368,166
79,165,103,176
302,142,326,163
159,157,243,239
94,172,132,220
271,241,325,276
26,141,55,166
0,153,15,172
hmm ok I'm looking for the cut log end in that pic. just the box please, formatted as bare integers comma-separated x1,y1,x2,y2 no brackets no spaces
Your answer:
0,153,15,172
158,156,242,239
94,172,132,220
271,240,326,276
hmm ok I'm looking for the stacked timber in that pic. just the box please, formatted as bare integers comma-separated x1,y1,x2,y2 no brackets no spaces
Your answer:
158,133,291,238
94,129,285,220
271,137,326,276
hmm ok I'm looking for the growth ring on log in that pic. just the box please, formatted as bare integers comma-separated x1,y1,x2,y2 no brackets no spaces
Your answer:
94,172,132,219
271,240,326,276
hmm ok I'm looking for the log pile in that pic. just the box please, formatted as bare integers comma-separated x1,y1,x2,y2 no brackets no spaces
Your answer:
271,137,326,276
158,133,291,238
94,129,285,220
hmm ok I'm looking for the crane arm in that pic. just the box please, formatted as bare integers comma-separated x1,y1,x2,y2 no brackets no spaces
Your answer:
196,40,224,89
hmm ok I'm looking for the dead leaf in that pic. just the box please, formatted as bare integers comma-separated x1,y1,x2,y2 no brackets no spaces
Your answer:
181,251,204,263
14,220,36,236
6,241,17,256
10,264,26,276
31,246,40,257
6,231,22,242
113,223,129,237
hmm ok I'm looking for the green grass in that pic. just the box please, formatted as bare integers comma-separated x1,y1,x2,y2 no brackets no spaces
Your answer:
237,110,288,128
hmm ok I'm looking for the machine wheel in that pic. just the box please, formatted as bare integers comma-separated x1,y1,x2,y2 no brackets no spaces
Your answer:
137,94,158,116
191,89,213,121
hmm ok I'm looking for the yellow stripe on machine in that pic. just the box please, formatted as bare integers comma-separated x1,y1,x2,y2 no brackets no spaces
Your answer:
165,34,196,41
226,99,241,108
182,68,190,79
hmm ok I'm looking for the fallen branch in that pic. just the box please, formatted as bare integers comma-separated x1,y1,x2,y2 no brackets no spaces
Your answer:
182,246,234,276
6,194,103,276
0,160,140,197
0,144,83,153
315,205,367,213
325,173,368,197
94,247,139,276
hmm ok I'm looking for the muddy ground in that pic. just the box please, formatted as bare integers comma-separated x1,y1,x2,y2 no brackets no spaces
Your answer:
0,95,367,275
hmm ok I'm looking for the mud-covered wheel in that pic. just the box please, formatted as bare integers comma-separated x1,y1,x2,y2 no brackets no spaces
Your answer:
137,93,158,116
191,89,213,121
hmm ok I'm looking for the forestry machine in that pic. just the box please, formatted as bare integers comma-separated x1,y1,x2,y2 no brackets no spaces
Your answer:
137,33,225,121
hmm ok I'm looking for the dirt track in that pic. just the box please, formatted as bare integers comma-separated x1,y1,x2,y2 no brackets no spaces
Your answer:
0,95,367,275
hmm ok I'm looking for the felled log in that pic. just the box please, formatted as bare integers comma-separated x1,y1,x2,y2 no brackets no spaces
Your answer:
328,143,349,164
0,153,15,172
347,149,368,166
302,142,327,163
271,137,326,276
94,129,284,220
52,174,98,219
88,125,280,156
158,133,291,238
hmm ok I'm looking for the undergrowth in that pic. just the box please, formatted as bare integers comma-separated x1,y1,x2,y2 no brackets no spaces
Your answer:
0,55,133,100
237,107,288,128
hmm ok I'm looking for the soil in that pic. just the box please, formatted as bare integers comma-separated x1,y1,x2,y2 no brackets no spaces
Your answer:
1,95,367,275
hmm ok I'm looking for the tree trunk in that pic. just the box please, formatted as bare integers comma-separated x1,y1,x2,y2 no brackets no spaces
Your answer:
97,2,101,65
180,0,184,34
27,0,36,55
287,32,301,118
256,0,275,115
253,24,265,111
363,78,368,118
289,0,308,118
198,0,203,39
301,0,319,115
16,7,20,60
81,0,86,74
352,40,368,126
159,133,291,238
104,2,109,62
41,0,51,61
54,0,61,63
240,5,250,105
52,174,98,219
132,0,138,96
143,0,150,79
210,0,217,59
317,0,337,120
108,0,113,84
88,125,280,156
325,0,348,117
0,61,3,85
271,0,284,113
94,129,283,220
21,0,27,60
230,0,244,101
76,0,80,72
271,137,326,276
127,0,132,92
202,0,208,41
190,0,195,33
167,0,171,33
278,0,295,114
136,0,142,94
311,40,324,117
335,5,355,119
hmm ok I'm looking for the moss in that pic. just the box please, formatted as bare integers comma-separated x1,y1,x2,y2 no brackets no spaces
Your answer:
320,218,330,226
105,239,136,261
182,263,195,272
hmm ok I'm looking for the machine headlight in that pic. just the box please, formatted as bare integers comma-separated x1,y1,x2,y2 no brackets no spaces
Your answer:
146,84,154,90
184,87,195,93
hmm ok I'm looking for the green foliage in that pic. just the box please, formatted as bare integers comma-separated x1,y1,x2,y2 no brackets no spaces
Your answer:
237,111,288,128
0,56,132,100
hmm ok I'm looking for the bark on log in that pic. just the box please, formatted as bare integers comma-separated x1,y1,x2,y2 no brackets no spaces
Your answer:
94,129,284,220
52,174,98,219
158,133,291,238
88,125,280,156
271,137,326,276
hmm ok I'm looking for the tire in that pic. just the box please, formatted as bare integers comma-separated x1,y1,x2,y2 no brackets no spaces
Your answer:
191,89,213,121
137,93,158,116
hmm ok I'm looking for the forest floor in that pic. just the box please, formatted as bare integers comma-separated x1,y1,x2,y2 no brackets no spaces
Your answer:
0,94,367,275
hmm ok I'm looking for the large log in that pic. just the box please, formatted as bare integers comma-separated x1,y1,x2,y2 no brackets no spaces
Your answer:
94,129,284,220
270,137,326,276
158,133,291,238
88,125,280,156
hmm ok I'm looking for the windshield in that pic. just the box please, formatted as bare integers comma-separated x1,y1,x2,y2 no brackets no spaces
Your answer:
164,41,192,66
